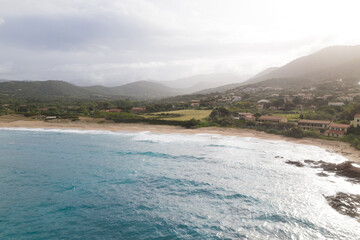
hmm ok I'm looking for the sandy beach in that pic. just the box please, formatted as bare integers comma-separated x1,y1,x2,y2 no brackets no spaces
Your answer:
1,115,359,163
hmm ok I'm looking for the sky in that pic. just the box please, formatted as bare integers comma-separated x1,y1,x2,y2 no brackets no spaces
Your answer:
0,0,360,86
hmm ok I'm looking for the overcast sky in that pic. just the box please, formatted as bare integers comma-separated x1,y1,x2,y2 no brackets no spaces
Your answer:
0,0,359,86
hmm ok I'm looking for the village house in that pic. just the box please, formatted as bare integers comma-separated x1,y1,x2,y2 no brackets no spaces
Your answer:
238,112,252,118
130,107,146,113
190,100,200,108
324,123,351,137
232,96,242,102
256,104,264,110
337,96,354,102
45,116,57,120
244,114,256,122
351,114,360,127
328,102,345,106
298,119,331,131
257,99,270,104
256,115,288,125
101,109,122,113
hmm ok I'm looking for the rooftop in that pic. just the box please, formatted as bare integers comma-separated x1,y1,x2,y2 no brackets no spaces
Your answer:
298,119,331,124
330,123,351,128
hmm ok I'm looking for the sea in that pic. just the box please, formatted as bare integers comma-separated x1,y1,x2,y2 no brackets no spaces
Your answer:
0,128,359,239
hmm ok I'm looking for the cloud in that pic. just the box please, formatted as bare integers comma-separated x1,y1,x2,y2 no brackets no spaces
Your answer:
0,0,360,85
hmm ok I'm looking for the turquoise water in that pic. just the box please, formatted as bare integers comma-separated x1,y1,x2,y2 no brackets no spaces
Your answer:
0,128,359,239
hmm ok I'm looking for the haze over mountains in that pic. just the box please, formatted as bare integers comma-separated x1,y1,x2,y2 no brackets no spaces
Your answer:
1,45,360,100
243,45,360,86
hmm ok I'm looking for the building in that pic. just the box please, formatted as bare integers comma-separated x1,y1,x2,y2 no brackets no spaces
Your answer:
238,112,252,118
257,99,270,104
298,119,331,131
130,108,146,113
101,109,122,112
244,114,256,122
328,102,345,106
351,114,360,127
337,96,354,102
190,100,200,107
257,115,288,125
45,116,57,120
325,124,351,137
232,96,242,102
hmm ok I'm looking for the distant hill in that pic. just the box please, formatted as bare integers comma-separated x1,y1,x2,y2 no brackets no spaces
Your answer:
243,45,360,86
160,73,248,93
111,80,181,99
0,80,92,99
0,80,182,100
251,67,279,79
194,82,244,94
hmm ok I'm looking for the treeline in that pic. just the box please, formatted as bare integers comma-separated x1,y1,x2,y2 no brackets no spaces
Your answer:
100,112,200,129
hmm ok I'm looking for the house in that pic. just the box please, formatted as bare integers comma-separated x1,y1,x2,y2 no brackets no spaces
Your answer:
338,96,354,102
45,116,57,120
101,109,122,112
244,114,256,122
232,96,242,102
190,100,200,107
131,107,146,113
351,114,360,127
257,99,270,104
257,115,288,125
328,102,345,106
256,104,264,110
325,123,351,137
39,108,49,111
238,112,252,118
298,119,331,131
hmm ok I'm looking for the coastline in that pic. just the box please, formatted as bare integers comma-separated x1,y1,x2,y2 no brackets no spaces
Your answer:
1,116,359,163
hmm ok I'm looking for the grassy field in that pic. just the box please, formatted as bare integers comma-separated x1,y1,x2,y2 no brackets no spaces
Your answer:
141,110,211,121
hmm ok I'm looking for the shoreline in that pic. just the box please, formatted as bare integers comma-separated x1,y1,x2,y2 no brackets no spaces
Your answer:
1,117,359,163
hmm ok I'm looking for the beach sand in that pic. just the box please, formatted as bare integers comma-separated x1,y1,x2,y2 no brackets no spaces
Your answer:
1,115,359,163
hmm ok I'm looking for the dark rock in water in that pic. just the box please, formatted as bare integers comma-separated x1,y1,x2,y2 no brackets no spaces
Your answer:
317,172,329,177
325,192,360,222
304,159,319,165
319,161,360,183
301,160,360,184
285,160,304,167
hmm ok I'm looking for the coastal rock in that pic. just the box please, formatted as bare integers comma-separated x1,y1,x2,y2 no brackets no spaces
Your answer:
325,192,360,222
296,160,360,184
285,160,304,167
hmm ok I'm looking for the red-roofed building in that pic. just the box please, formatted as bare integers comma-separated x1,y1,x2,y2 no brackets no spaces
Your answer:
298,119,331,131
257,115,288,125
325,123,351,137
130,107,146,114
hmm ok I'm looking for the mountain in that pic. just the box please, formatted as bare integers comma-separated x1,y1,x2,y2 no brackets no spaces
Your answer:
160,73,248,93
194,82,244,94
111,80,181,99
0,80,182,100
0,80,92,99
251,67,279,79
243,45,360,85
